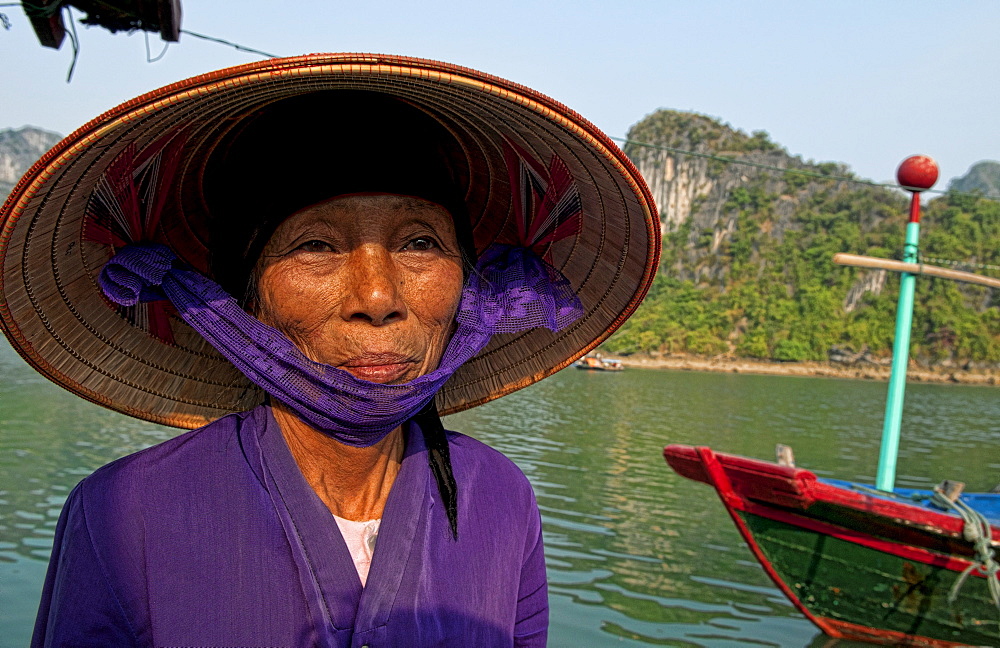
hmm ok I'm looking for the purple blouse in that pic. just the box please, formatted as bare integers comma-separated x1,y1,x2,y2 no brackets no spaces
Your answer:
32,406,548,647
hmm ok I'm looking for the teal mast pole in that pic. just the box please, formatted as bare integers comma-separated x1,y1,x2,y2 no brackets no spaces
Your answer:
875,155,939,492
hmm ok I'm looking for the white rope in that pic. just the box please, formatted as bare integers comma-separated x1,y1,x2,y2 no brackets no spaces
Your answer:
929,489,1000,614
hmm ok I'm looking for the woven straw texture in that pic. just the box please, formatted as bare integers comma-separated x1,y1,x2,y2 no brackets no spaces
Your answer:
0,53,659,429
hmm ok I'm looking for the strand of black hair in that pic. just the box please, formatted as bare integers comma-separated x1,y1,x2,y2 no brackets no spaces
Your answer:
416,402,459,540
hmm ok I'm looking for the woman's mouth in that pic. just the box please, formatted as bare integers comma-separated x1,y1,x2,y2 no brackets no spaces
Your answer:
341,353,414,384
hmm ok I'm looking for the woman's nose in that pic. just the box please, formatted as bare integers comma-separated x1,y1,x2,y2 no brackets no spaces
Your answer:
340,245,406,325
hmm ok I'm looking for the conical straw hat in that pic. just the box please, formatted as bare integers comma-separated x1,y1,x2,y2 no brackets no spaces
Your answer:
0,53,659,429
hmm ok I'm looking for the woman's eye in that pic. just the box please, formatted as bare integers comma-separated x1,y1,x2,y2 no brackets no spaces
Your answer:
296,240,334,253
403,237,438,252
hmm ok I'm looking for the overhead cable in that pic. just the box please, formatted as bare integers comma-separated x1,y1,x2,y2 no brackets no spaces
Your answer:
179,28,278,59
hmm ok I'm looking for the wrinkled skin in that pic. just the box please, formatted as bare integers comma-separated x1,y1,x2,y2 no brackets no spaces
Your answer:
256,194,465,384
254,194,465,521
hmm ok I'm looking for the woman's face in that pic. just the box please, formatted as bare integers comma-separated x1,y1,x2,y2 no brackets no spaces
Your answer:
255,194,465,384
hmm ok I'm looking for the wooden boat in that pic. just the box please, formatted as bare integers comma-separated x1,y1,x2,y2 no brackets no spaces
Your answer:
664,445,1000,646
663,157,1000,646
574,355,624,371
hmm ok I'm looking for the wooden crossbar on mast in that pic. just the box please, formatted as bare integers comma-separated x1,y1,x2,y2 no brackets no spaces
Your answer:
833,253,1000,290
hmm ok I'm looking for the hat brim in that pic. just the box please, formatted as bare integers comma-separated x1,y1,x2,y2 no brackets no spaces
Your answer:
0,53,659,429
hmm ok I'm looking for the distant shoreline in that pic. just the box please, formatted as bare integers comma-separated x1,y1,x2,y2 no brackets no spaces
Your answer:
604,353,1000,386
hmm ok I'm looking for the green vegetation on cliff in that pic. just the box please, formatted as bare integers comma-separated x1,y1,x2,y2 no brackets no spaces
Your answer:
608,111,1000,367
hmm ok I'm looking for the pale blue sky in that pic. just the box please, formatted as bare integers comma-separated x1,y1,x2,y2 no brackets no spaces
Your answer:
2,1,998,186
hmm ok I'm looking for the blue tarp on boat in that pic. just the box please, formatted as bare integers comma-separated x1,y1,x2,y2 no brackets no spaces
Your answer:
821,478,1000,526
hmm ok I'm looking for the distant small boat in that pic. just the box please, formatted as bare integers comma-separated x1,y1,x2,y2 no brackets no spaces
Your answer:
574,355,623,371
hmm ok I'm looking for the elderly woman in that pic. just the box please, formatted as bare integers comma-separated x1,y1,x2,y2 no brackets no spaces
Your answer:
0,55,658,647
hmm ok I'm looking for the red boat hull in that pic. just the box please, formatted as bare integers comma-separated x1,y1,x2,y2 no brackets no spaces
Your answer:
664,444,1000,647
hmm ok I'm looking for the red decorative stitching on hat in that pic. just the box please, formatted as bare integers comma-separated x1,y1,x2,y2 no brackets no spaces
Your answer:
84,129,191,344
503,138,582,257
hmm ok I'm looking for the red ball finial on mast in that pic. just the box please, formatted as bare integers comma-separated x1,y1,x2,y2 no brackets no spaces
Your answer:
896,155,939,193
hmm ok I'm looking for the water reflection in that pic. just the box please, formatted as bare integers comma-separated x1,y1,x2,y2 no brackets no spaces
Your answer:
450,368,999,647
3,334,999,647
0,341,178,642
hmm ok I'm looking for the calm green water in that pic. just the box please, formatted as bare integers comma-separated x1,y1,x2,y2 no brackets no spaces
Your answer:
2,336,999,647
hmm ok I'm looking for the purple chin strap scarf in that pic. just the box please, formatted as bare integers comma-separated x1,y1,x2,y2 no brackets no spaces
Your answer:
99,242,582,447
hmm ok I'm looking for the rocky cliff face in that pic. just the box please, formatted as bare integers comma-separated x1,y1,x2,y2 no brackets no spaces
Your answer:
612,110,1000,367
949,161,1000,197
0,127,62,200
624,110,855,286
626,111,788,232
624,111,999,309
